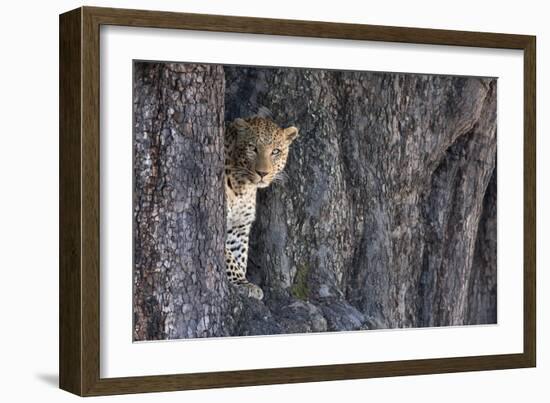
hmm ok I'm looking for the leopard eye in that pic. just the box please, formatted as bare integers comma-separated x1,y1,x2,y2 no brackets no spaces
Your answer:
272,148,281,156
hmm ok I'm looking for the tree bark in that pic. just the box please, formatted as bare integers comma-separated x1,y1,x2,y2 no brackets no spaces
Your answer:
466,170,497,325
133,63,497,339
224,66,497,331
132,62,228,340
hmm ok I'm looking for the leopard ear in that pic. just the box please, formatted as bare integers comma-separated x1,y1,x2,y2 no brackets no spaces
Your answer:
234,118,249,130
283,126,299,142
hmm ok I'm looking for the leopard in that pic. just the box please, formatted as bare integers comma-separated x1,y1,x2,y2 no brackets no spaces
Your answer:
224,116,299,300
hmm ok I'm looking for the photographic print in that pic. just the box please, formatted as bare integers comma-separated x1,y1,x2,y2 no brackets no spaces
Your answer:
132,61,497,341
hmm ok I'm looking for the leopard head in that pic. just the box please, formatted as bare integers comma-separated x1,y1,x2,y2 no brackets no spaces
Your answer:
226,116,299,189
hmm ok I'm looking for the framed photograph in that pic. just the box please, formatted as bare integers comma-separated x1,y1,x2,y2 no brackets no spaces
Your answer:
59,6,536,396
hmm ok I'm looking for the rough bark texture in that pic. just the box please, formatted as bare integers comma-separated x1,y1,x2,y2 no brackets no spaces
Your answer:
225,66,497,333
466,171,497,325
133,62,497,340
133,62,229,340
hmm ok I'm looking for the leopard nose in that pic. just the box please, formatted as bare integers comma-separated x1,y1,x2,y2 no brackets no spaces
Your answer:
256,170,269,178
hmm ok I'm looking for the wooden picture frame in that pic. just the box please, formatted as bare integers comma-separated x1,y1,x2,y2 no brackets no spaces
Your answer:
59,6,536,396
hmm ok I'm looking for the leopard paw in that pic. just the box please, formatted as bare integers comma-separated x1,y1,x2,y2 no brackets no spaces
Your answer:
236,281,264,300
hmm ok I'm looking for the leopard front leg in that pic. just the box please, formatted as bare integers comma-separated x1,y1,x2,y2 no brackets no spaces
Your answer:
224,226,263,300
225,188,264,300
224,247,263,300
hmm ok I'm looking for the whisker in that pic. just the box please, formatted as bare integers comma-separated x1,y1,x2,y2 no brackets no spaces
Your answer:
270,172,288,187
232,167,255,175
274,172,288,183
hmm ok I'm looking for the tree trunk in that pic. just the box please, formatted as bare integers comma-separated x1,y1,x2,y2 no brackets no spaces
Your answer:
132,62,228,340
466,171,497,325
133,62,497,339
224,66,497,332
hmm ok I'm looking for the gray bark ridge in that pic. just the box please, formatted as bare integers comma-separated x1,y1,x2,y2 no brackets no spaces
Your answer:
133,62,229,340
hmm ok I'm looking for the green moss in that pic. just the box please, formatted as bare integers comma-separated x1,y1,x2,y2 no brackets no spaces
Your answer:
290,265,310,300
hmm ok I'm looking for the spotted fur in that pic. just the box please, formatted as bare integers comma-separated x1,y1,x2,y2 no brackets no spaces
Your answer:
224,116,299,299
